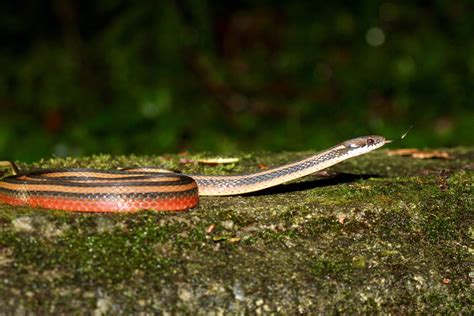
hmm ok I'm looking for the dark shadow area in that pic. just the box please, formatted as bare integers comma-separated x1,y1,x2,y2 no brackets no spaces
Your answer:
242,173,381,197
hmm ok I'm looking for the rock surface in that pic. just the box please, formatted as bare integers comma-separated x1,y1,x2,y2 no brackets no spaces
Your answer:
0,148,472,314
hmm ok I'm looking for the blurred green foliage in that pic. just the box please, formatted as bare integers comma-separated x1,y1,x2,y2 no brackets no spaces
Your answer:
0,1,472,162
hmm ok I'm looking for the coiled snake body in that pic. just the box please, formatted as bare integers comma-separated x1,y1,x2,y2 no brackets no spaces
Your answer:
0,136,388,212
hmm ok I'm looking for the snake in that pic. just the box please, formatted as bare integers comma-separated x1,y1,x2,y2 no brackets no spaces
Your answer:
0,135,389,212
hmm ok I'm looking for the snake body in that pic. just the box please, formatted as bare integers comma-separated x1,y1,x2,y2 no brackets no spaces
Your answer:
0,136,388,212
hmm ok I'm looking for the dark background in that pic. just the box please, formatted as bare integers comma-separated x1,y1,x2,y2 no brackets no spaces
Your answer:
0,1,472,162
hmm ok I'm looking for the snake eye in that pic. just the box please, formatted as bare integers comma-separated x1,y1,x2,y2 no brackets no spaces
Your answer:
366,138,375,145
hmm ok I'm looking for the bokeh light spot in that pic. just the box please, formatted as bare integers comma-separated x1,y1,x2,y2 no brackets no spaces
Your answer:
366,27,385,46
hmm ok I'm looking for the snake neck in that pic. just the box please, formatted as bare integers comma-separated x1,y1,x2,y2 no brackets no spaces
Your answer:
191,147,356,195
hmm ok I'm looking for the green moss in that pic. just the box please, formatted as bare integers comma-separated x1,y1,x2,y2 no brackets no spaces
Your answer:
311,258,353,277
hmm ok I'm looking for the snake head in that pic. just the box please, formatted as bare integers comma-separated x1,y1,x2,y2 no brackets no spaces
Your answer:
322,135,388,161
342,135,387,149
330,136,387,158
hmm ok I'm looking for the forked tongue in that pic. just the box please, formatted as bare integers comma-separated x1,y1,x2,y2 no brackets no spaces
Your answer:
385,125,413,144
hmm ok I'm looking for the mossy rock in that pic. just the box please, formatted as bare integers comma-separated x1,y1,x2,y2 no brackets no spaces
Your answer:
0,148,472,314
